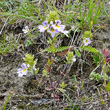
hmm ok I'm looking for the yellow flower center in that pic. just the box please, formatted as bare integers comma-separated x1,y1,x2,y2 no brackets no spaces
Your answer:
26,29,29,32
51,29,55,32
85,40,88,43
22,69,26,72
44,27,47,29
56,25,60,28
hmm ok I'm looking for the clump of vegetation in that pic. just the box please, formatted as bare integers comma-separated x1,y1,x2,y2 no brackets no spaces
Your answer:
1,0,110,110
47,11,60,23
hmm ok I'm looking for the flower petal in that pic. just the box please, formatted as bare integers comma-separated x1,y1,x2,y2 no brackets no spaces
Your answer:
55,20,61,25
42,21,48,26
18,73,24,77
21,63,27,69
51,33,55,38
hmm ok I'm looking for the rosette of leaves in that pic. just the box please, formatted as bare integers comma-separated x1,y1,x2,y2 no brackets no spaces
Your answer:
23,53,39,74
82,31,92,40
47,11,60,23
23,54,36,67
60,82,67,89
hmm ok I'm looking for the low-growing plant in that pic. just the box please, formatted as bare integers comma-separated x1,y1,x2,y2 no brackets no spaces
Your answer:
17,53,39,77
0,0,109,109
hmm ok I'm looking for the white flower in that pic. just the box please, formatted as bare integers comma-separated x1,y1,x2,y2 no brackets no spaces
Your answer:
52,20,65,32
27,64,30,68
17,63,28,77
50,21,53,25
72,56,76,62
22,26,29,33
83,38,91,46
61,30,69,37
38,21,49,32
71,25,75,30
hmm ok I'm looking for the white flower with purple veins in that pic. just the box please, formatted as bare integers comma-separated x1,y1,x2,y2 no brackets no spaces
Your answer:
50,21,53,25
61,30,69,37
71,25,75,30
38,21,49,32
72,56,76,62
47,25,59,38
17,63,28,77
53,20,65,31
83,38,91,46
22,26,29,33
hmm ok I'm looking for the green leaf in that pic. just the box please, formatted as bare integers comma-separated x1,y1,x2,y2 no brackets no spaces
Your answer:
45,48,52,52
58,88,74,108
92,53,103,65
74,49,81,58
34,68,39,75
72,75,77,83
25,40,32,47
96,73,101,81
45,45,57,54
100,99,105,105
66,51,74,64
47,38,52,44
42,69,48,77
60,82,67,89
105,81,110,92
80,46,99,53
90,72,96,80
3,93,12,110
82,31,92,39
102,73,109,81
56,46,70,52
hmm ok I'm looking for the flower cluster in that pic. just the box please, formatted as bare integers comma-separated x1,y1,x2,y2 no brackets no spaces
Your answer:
38,20,69,38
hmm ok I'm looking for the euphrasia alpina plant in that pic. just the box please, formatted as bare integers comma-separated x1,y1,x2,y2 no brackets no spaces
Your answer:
38,11,69,55
17,53,39,77
82,31,92,46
